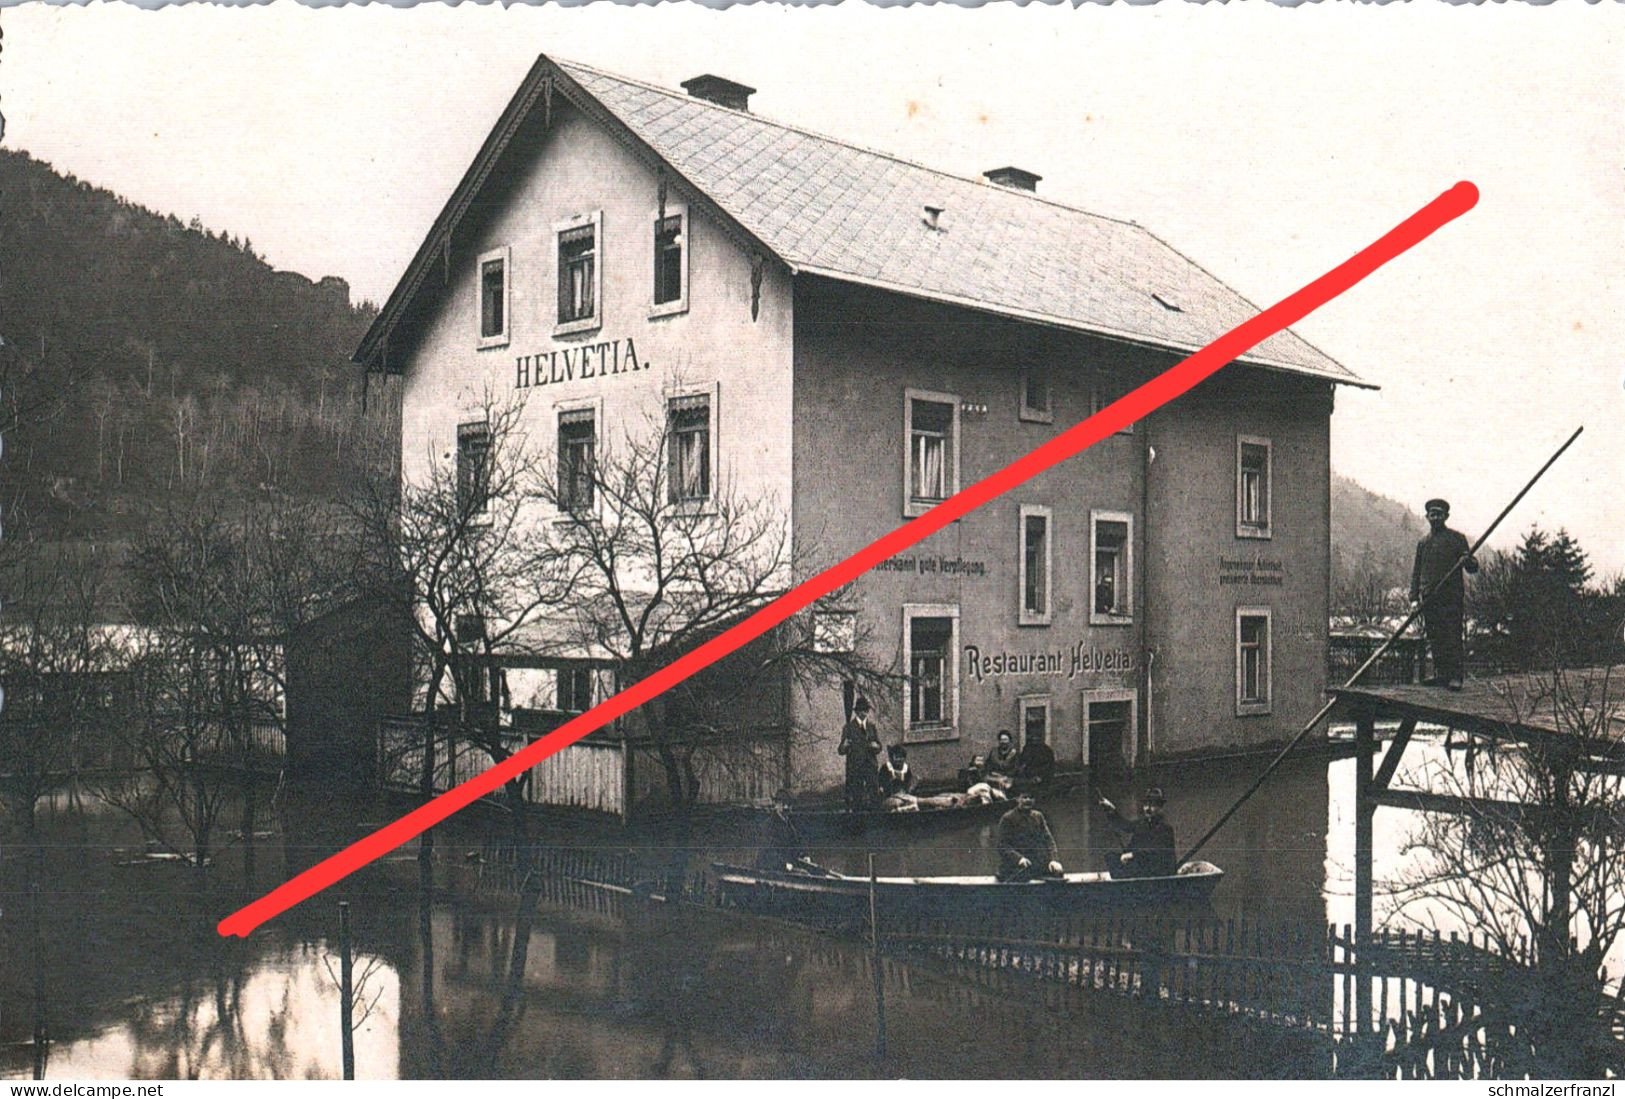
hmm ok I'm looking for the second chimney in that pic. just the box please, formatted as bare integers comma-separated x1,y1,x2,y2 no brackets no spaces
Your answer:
680,74,756,112
983,166,1042,193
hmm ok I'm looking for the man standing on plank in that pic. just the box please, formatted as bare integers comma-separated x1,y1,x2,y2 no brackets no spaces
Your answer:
1410,497,1479,690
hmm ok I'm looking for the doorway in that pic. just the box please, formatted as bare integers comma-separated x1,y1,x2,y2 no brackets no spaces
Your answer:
1081,689,1137,788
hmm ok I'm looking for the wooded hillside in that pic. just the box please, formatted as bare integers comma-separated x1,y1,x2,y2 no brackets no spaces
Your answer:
0,148,388,543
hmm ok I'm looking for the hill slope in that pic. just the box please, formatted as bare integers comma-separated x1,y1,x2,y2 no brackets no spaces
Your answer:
1331,473,1425,615
0,148,385,540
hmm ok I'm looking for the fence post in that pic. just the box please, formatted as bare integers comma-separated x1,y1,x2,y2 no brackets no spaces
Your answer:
867,853,886,1062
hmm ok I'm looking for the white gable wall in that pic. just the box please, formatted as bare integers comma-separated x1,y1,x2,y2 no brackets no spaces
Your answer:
397,99,795,528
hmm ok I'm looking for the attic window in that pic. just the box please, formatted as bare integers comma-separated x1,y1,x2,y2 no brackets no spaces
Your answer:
1151,292,1183,313
477,247,510,349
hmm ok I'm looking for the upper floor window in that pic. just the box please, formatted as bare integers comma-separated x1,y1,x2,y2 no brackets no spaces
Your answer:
1091,370,1137,435
1237,436,1273,539
1019,505,1053,626
555,212,602,335
1091,510,1133,625
652,207,689,316
667,391,712,504
904,389,959,517
477,247,509,348
557,406,596,513
1019,366,1053,423
1236,607,1272,716
456,420,492,519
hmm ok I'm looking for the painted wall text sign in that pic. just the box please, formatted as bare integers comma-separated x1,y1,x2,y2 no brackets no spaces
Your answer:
874,555,988,577
1218,554,1285,587
514,338,645,390
965,641,1137,683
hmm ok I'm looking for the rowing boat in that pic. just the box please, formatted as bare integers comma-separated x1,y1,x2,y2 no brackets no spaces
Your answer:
713,859,1225,921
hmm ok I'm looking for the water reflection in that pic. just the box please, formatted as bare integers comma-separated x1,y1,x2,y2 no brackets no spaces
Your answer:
4,738,1621,1079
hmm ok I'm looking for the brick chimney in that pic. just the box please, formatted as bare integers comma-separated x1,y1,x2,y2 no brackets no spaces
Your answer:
680,74,756,112
983,166,1041,193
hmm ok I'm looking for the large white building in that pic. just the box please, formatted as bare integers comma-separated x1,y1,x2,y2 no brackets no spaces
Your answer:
355,55,1370,812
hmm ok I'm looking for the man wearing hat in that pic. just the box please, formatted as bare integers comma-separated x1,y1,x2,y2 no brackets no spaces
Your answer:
836,695,883,812
1410,498,1479,690
1099,788,1177,879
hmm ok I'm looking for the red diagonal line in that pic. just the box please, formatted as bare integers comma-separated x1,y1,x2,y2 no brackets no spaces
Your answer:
219,181,1477,937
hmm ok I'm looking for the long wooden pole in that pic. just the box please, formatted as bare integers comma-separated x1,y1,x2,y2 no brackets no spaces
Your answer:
339,900,355,1081
1180,426,1584,865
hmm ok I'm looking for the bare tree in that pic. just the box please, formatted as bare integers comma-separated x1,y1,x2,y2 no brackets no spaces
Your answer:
172,394,197,485
534,407,893,814
1388,668,1625,1075
0,534,116,836
94,492,351,869
349,390,574,841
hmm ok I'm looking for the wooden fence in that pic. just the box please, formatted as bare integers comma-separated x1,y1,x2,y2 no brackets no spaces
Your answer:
627,736,787,809
380,717,786,819
465,843,1624,1079
379,717,626,816
1329,633,1423,686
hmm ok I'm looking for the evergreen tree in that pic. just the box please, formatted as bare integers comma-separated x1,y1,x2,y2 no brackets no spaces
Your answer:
1546,528,1592,592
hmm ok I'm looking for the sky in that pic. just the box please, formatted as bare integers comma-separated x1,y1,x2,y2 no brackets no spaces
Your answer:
5,1,1622,572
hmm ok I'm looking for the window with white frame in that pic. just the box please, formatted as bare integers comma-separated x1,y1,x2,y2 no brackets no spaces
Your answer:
667,391,713,504
477,248,510,348
1020,694,1051,748
1019,366,1053,423
902,604,959,741
1090,511,1133,624
1091,371,1137,434
1237,436,1273,539
904,389,959,517
557,406,596,513
456,420,492,519
555,213,602,333
1236,607,1272,716
1019,504,1053,626
652,206,688,315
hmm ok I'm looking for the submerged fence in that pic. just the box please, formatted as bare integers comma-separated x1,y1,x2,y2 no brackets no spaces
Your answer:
468,841,1625,1079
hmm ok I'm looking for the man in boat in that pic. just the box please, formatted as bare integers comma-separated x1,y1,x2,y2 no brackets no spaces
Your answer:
757,790,808,872
1099,787,1177,879
1410,497,1479,691
995,794,1065,882
837,695,883,812
1015,731,1056,786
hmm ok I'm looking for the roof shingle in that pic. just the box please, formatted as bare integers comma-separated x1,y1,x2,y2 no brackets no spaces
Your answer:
559,59,1363,385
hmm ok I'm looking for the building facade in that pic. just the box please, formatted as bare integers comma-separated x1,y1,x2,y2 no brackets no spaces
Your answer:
355,55,1370,799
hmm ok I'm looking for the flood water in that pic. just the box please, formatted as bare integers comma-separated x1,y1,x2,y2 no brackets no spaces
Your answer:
2,731,1618,1079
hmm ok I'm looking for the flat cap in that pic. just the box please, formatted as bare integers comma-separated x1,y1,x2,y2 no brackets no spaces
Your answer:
1424,498,1450,514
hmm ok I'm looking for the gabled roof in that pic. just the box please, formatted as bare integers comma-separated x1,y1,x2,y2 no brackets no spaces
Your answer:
356,54,1370,388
